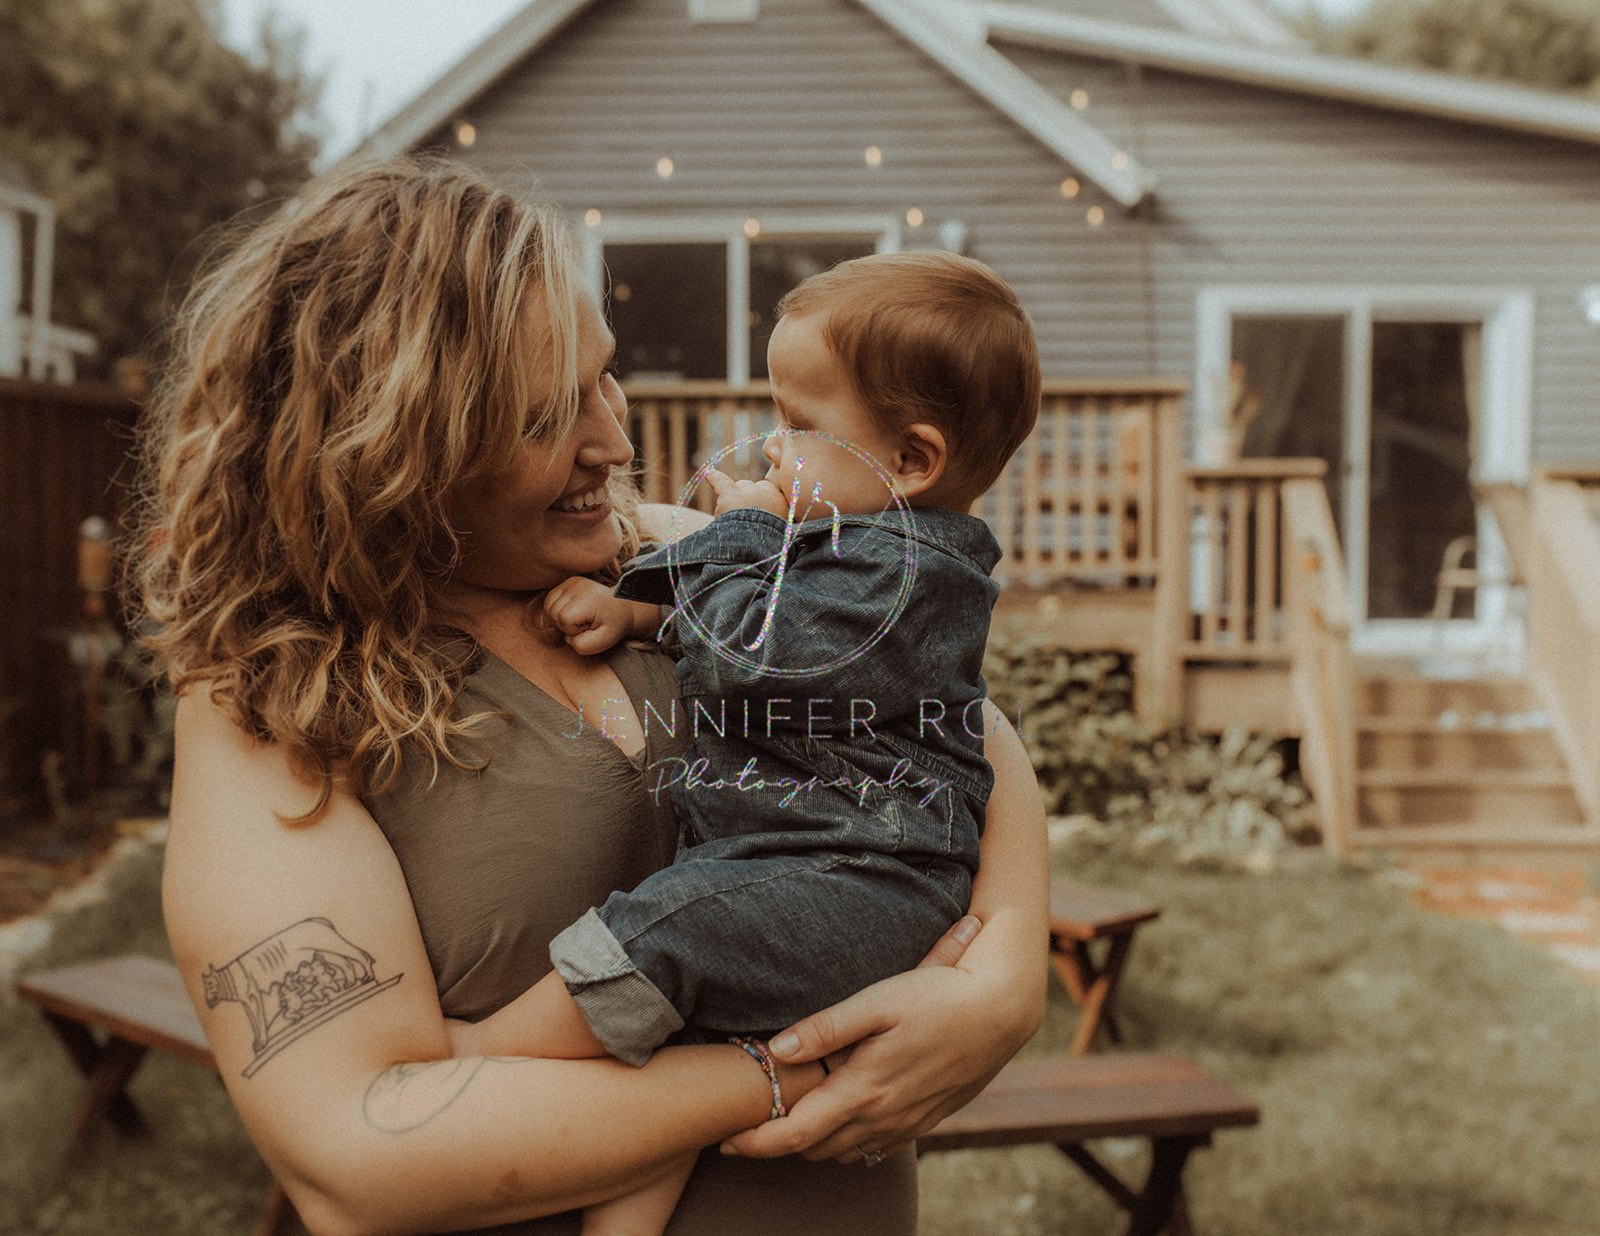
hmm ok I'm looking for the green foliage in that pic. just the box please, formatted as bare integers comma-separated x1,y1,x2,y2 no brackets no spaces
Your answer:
1305,0,1600,96
0,0,322,373
984,635,1317,864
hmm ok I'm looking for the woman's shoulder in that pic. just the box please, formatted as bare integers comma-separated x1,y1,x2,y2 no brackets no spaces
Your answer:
171,687,339,826
636,502,712,543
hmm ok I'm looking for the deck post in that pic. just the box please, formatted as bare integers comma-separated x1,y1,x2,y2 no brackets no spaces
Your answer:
1139,393,1187,726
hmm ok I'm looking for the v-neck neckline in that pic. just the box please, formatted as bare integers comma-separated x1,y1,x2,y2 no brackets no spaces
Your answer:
477,646,650,768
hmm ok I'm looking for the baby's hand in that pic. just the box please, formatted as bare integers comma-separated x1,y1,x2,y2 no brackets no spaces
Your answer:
705,467,789,518
543,577,637,655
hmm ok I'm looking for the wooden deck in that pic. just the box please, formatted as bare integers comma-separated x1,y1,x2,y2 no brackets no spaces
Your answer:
623,381,1600,860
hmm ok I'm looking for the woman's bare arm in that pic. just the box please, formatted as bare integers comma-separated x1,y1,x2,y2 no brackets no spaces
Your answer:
163,691,816,1236
722,703,1048,1160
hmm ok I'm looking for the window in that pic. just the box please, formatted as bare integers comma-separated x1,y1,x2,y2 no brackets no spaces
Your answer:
582,216,909,384
606,243,727,381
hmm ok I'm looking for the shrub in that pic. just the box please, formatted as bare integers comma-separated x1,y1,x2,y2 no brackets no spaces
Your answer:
983,634,1318,866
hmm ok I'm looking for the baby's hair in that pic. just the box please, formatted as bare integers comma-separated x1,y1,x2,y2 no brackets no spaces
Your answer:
775,251,1041,502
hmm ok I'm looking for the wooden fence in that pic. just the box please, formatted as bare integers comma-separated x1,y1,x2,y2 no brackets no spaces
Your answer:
0,377,141,799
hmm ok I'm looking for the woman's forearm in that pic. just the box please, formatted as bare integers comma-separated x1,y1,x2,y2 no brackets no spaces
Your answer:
289,1044,817,1235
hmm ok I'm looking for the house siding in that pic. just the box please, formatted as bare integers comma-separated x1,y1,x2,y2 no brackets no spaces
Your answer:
1001,42,1600,463
429,0,1600,462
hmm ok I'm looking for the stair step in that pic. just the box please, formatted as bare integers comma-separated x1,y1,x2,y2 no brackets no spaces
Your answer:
1356,715,1552,733
1356,724,1563,775
1358,769,1570,789
1346,823,1600,851
1359,675,1535,718
1358,777,1584,828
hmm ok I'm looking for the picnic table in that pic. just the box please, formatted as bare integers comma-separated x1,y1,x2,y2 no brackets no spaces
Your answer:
1049,878,1162,1055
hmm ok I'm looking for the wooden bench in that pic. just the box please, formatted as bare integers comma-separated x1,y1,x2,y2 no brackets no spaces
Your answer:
1050,879,1162,1055
16,954,295,1236
920,1052,1260,1235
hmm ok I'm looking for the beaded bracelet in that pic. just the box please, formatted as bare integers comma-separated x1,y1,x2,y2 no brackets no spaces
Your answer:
731,1036,787,1120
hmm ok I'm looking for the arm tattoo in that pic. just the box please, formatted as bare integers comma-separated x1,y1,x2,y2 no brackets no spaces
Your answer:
363,1058,516,1133
201,917,402,1077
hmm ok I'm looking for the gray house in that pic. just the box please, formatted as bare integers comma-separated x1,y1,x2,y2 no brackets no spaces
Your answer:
356,0,1600,655
355,0,1600,852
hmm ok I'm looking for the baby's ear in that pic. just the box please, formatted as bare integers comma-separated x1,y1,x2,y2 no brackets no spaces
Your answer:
894,423,949,498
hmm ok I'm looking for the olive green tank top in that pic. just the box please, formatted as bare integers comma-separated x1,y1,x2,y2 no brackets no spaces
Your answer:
366,644,916,1235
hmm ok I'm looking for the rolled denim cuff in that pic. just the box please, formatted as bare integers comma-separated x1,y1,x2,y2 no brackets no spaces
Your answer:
549,908,684,1067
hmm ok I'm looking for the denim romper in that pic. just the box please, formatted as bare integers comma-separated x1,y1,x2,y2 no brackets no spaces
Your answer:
547,506,1001,1064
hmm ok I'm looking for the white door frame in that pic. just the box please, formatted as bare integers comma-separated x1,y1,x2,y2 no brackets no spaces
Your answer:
1195,285,1534,655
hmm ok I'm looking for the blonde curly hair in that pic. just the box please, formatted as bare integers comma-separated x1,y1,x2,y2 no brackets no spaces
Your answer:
128,156,640,820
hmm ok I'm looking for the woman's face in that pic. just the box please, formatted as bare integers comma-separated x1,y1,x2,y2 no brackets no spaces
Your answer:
445,292,634,595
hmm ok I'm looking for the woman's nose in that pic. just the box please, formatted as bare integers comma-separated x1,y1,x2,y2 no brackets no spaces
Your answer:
578,395,634,469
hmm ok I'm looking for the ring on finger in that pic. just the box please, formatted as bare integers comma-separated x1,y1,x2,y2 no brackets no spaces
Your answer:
859,1148,887,1167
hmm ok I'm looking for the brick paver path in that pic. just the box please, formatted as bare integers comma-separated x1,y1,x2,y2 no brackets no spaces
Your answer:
1411,865,1600,986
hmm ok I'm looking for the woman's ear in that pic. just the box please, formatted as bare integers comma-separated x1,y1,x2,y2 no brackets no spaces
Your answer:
892,423,949,499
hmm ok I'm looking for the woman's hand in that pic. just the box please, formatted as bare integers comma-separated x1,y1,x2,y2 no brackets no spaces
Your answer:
721,705,1048,1163
718,913,1027,1162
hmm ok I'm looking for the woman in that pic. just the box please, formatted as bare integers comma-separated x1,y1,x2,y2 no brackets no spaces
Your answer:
133,156,1047,1234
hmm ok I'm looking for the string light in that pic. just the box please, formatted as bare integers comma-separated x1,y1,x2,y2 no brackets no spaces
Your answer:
905,207,924,227
656,155,675,178
614,283,633,302
1112,151,1129,170
584,208,603,227
1070,88,1088,110
1060,177,1080,199
455,121,477,147
864,145,883,167
743,217,761,238
1087,205,1105,226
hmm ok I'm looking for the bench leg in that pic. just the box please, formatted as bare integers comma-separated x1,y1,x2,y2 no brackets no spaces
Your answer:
1125,1136,1200,1236
1057,1135,1203,1236
41,1013,151,1140
1055,932,1139,1056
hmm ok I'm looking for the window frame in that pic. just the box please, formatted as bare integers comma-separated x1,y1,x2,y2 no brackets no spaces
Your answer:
579,214,904,385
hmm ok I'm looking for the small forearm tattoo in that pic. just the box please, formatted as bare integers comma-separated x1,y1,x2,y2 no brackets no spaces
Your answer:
364,1058,489,1133
201,917,402,1077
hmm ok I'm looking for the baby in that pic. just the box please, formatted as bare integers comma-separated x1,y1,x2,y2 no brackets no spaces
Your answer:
455,250,1040,1234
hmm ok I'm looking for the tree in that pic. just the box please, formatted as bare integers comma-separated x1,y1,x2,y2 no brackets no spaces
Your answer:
0,0,321,376
1305,0,1600,95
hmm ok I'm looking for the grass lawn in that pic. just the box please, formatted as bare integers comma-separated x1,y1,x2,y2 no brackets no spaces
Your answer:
2,832,1598,1234
921,834,1600,1236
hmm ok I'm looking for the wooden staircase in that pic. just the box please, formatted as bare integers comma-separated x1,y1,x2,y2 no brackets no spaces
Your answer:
1348,668,1598,856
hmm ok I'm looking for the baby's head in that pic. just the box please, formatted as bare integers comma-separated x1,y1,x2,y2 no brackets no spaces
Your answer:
763,251,1040,513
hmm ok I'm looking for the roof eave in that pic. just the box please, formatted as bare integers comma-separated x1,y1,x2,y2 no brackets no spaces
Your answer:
858,0,1155,205
344,0,1157,205
981,1,1600,148
349,0,597,163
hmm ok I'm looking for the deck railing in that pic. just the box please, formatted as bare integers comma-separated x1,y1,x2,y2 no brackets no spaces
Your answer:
1280,471,1356,850
977,382,1186,586
624,379,1188,588
1527,467,1600,825
1179,461,1328,661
